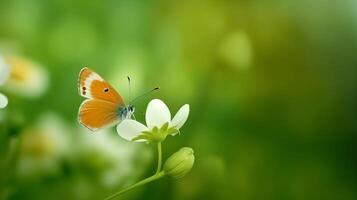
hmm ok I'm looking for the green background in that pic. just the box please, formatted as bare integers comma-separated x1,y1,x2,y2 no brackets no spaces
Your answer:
0,0,356,199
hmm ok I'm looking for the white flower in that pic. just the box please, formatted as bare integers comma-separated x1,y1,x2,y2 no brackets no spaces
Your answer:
0,93,8,109
2,55,48,98
117,99,190,143
0,56,10,109
17,113,71,178
76,128,152,187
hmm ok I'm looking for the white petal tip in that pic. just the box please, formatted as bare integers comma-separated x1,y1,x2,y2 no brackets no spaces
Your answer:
171,104,190,129
146,99,171,129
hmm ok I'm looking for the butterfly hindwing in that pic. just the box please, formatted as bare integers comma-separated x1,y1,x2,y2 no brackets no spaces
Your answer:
78,99,121,131
78,67,125,105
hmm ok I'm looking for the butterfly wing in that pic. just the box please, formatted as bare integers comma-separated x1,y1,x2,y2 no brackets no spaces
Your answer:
78,67,127,131
78,67,125,105
78,99,121,131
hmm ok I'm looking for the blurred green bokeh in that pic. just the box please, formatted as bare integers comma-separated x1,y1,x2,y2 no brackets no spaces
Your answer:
0,0,356,199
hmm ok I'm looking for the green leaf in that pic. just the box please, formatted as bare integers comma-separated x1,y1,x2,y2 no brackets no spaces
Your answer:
132,132,152,142
132,136,149,142
160,122,169,132
168,127,179,135
152,126,159,133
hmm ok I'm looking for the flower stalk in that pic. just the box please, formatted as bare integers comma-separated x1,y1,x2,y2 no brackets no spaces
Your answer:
105,142,165,200
156,142,162,174
104,171,165,200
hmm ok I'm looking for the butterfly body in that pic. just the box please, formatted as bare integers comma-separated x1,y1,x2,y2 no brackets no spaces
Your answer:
118,105,135,119
78,67,134,131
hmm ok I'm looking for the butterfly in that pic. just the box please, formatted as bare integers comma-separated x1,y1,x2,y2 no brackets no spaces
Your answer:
78,67,135,131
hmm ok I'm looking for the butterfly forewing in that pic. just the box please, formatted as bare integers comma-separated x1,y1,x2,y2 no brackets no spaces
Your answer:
78,67,125,105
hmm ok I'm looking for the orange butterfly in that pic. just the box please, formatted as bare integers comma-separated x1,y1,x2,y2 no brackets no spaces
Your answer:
78,67,135,131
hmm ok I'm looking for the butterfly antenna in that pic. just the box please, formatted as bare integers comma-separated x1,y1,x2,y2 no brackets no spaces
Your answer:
127,76,132,104
131,87,160,105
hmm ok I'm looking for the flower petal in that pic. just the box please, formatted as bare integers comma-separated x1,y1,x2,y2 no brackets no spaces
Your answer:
170,104,189,129
117,119,148,142
0,93,8,109
146,99,171,129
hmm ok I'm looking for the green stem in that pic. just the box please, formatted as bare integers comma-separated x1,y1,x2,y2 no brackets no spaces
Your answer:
156,142,162,174
104,171,165,200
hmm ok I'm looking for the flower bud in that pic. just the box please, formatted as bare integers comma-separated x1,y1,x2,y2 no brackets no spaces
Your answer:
164,147,194,179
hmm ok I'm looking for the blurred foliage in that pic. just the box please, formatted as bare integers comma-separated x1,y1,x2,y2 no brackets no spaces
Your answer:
0,0,357,200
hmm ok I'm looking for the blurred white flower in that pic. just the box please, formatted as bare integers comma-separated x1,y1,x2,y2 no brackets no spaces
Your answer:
117,99,189,143
0,92,8,109
17,113,71,178
3,55,48,98
0,56,10,108
0,56,10,85
76,128,152,187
